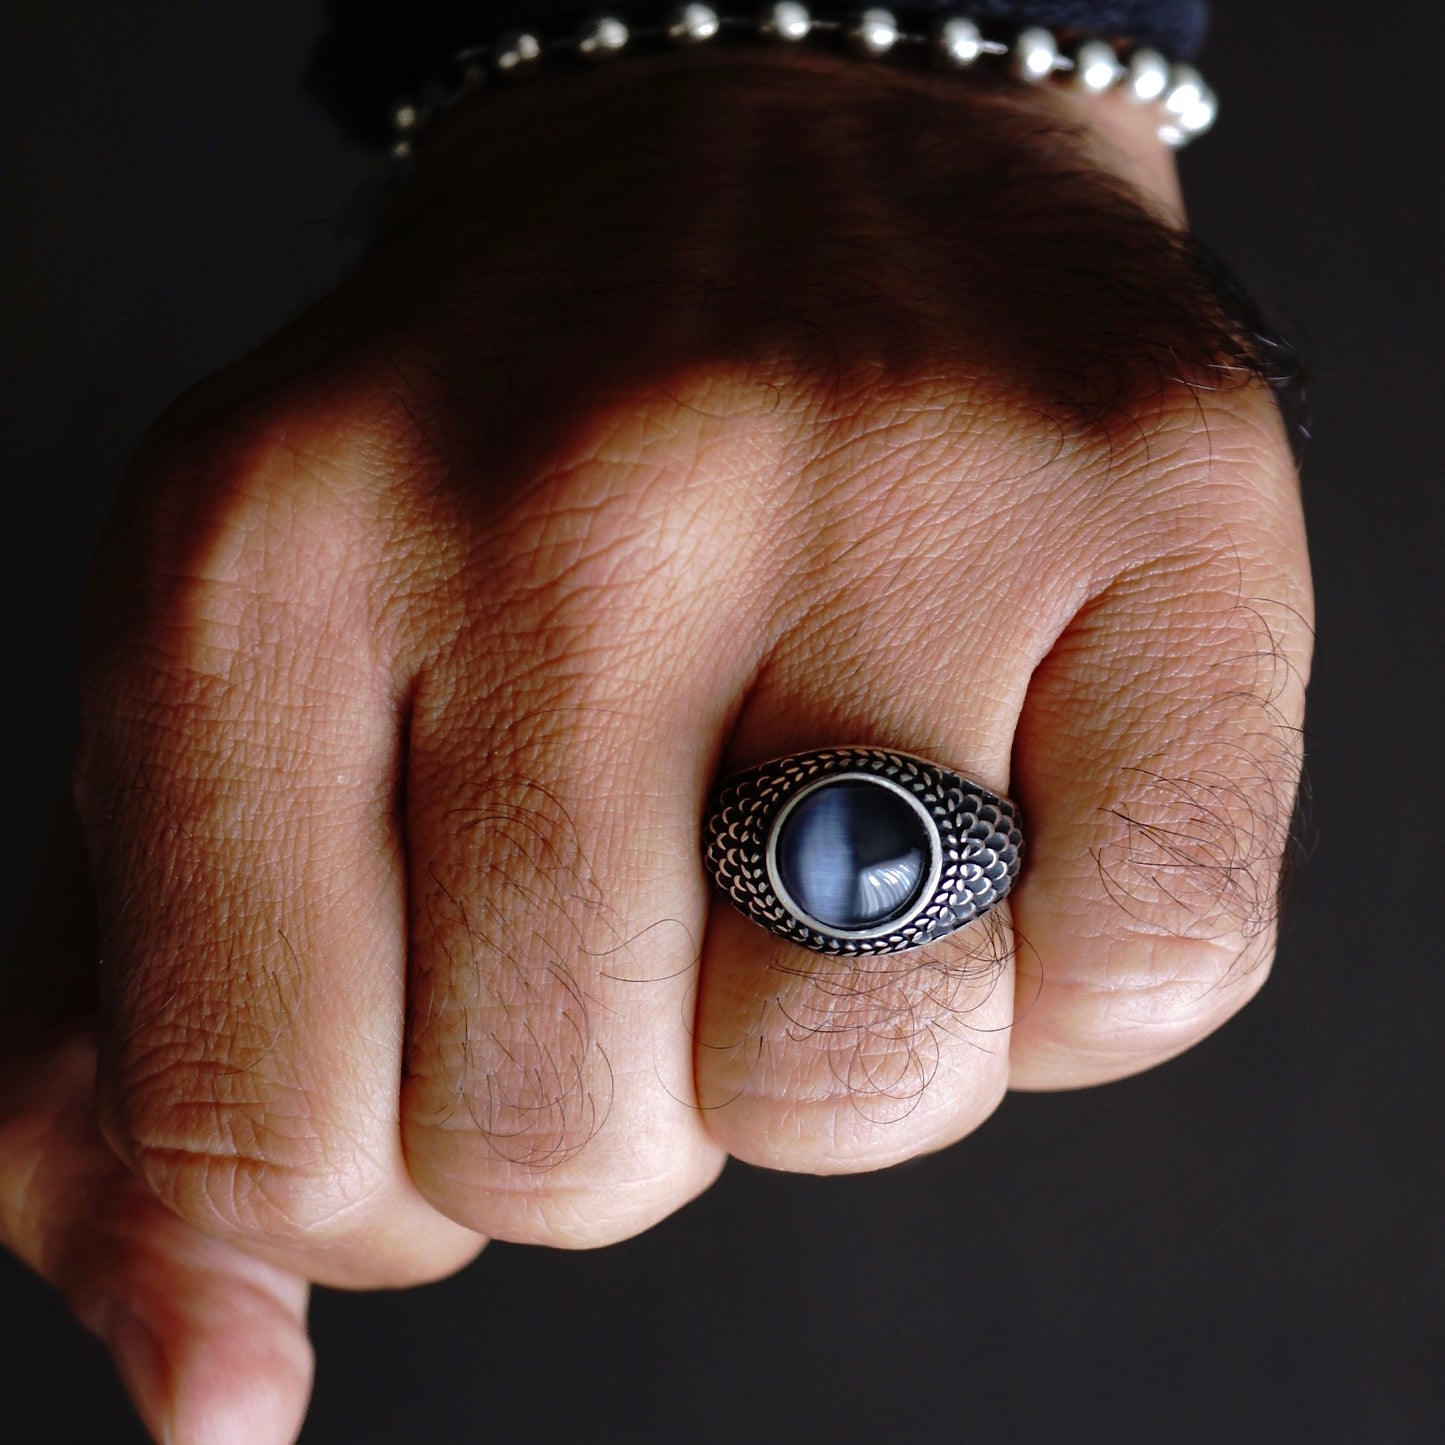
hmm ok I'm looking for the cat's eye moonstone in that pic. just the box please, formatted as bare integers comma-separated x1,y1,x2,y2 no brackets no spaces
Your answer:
772,778,931,931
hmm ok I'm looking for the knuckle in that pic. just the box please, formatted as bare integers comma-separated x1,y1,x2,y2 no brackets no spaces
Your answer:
403,1126,712,1249
74,412,397,844
1058,570,1308,959
401,769,721,1248
83,395,391,703
133,1139,339,1248
404,878,628,1242
694,922,1015,1172
486,375,781,592
109,1046,375,1249
1092,750,1299,950
1039,930,1273,1078
404,969,614,1181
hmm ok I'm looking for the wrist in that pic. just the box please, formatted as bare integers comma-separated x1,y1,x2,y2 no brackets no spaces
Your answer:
395,42,1185,235
1043,75,1184,218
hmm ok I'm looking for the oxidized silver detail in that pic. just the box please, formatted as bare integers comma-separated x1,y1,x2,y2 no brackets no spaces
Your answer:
704,746,1022,956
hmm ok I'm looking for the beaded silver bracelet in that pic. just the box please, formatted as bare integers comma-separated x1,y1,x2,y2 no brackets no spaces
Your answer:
389,5,1218,159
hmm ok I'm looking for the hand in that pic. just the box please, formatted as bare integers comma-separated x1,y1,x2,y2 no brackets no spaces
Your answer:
2,50,1311,1443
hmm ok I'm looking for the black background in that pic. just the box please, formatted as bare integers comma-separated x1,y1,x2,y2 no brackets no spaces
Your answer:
4,2,1443,1441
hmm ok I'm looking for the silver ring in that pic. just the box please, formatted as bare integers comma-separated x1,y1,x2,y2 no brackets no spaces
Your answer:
703,746,1023,955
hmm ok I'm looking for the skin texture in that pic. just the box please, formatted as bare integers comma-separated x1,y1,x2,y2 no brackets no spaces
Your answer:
1,50,1311,1444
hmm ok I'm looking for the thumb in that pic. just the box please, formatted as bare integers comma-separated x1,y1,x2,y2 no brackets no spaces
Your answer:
2,803,313,1445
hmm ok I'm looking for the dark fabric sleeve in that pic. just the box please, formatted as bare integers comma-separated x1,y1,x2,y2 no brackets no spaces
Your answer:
310,1,1209,145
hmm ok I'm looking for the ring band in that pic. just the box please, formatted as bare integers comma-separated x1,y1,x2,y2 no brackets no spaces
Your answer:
703,746,1022,955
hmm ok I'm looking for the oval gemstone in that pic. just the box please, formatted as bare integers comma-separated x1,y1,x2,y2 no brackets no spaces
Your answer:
773,779,930,931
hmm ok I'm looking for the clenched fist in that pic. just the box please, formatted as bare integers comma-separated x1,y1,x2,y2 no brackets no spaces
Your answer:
2,50,1310,1443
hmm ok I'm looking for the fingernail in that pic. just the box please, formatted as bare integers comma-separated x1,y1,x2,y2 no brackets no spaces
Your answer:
103,1301,173,1444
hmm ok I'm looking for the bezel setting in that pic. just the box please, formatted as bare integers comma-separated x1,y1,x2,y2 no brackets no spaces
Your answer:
704,746,1023,956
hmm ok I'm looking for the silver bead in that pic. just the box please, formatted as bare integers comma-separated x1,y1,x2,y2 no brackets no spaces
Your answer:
1163,64,1203,114
1126,48,1170,102
1071,38,1123,93
1179,87,1218,135
1011,26,1058,82
932,16,983,67
493,31,544,77
760,1,812,42
390,99,422,134
1159,76,1218,145
846,8,899,57
666,2,721,43
578,15,630,60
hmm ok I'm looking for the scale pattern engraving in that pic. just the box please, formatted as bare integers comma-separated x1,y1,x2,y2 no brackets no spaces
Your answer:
703,747,1023,956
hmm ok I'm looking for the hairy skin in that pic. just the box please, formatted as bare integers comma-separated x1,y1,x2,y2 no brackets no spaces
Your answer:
3,50,1310,1444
